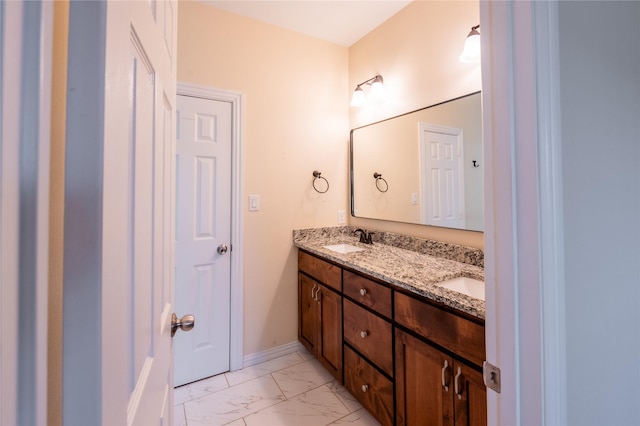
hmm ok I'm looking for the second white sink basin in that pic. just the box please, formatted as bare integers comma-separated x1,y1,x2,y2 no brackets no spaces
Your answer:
323,244,366,254
436,277,485,301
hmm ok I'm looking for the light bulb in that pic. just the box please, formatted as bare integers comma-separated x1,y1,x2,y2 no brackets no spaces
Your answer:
369,76,385,100
459,27,481,63
350,86,366,107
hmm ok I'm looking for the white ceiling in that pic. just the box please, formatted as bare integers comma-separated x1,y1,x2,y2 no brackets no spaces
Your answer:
200,1,413,47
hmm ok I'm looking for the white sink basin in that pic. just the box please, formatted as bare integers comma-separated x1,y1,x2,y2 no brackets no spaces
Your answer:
323,244,366,254
436,277,485,301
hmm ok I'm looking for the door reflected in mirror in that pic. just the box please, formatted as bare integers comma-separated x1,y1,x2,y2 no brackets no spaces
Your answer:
350,92,483,232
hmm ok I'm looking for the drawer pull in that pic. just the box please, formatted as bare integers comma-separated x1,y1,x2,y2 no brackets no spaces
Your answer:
361,384,369,393
455,367,463,400
360,330,368,338
441,360,449,391
359,288,367,296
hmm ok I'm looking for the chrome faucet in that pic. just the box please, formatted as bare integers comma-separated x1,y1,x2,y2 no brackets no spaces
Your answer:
354,228,374,244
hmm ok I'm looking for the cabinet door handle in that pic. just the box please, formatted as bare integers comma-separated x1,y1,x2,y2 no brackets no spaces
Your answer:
360,330,368,338
454,366,463,400
312,285,321,302
361,384,369,393
359,288,367,296
441,360,449,391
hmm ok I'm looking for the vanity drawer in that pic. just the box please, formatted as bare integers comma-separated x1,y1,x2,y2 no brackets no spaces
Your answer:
298,251,341,291
344,345,393,426
395,292,485,366
343,299,393,376
343,270,392,319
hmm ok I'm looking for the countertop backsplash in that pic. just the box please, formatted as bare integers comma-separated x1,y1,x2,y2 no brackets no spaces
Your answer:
293,226,483,268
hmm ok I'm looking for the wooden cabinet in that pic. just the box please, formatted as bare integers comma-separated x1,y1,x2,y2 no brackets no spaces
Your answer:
298,273,319,353
344,346,394,426
341,268,395,425
395,292,486,426
298,252,342,381
395,329,486,426
298,251,341,291
452,362,487,426
396,329,452,425
343,299,393,376
343,270,392,318
297,250,487,425
342,295,394,425
395,292,485,367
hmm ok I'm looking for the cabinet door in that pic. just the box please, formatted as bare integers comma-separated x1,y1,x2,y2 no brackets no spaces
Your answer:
452,362,487,426
299,273,319,354
396,329,454,426
317,285,343,381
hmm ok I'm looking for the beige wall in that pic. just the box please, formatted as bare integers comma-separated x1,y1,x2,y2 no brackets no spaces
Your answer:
178,1,350,356
349,0,483,248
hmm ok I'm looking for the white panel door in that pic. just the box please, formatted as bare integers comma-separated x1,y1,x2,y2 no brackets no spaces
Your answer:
106,2,177,424
63,1,177,424
420,125,465,229
175,95,232,386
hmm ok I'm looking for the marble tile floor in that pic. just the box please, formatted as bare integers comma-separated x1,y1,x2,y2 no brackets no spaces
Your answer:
174,349,381,426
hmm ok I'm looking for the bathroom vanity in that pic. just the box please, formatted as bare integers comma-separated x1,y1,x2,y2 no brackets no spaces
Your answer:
294,227,487,426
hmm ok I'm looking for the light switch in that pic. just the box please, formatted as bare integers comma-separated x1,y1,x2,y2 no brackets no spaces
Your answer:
248,195,260,211
411,192,418,205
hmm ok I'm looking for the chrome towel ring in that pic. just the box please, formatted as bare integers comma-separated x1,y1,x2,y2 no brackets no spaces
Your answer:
373,172,388,192
312,170,329,193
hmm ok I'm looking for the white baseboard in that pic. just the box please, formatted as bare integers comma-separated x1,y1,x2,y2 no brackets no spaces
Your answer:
240,341,306,370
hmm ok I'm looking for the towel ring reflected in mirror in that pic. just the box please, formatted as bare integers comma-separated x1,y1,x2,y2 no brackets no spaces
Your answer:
373,172,388,192
312,170,329,193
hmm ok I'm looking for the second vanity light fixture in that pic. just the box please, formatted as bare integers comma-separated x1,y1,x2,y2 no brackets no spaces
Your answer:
350,74,384,107
459,25,481,63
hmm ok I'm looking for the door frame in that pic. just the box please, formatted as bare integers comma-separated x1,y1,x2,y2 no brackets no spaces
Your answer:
480,1,566,424
1,1,52,424
177,82,244,371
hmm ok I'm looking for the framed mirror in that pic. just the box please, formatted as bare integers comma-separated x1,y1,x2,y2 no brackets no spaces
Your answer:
350,91,483,232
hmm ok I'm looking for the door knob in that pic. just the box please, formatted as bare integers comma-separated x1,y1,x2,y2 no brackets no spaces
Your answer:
171,313,195,337
217,244,228,254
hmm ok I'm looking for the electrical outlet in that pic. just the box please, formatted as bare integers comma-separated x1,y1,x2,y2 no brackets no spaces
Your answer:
337,209,346,224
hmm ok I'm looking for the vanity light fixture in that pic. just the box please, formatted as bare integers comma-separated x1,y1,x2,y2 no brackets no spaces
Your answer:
459,25,481,63
350,75,384,107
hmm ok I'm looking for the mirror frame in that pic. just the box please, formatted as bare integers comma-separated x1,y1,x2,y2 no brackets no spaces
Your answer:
349,91,483,232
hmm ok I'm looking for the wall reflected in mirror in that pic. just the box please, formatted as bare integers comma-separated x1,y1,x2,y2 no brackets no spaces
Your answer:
350,92,483,232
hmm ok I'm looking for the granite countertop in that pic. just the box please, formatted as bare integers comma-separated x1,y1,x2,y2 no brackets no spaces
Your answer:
293,227,485,320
